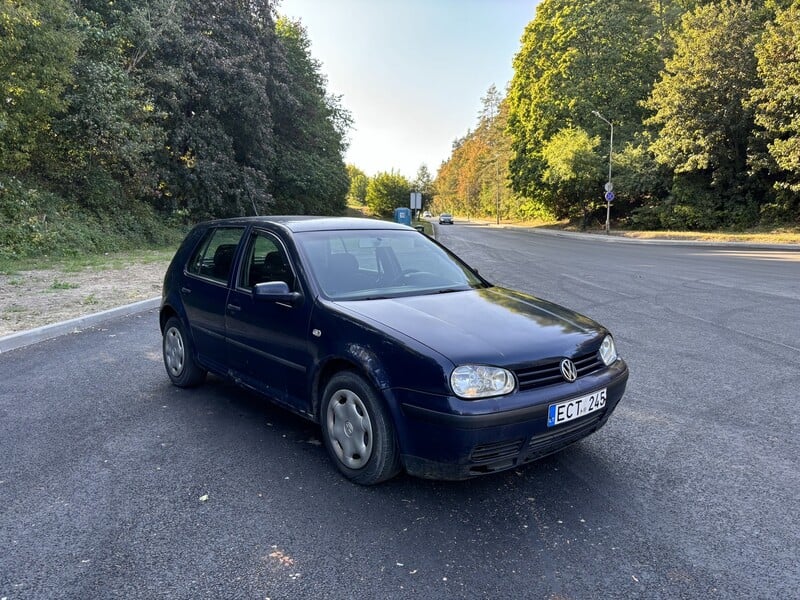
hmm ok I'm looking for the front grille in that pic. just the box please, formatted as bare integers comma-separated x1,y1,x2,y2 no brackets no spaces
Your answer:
470,439,524,464
466,411,607,475
527,412,604,454
514,351,604,391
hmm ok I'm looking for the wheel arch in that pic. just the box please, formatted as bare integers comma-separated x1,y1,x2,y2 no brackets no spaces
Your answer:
316,363,403,484
312,358,365,422
311,346,392,423
159,304,180,333
159,305,202,372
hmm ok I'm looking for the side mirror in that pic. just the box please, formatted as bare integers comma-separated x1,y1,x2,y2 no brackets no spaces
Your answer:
254,281,303,305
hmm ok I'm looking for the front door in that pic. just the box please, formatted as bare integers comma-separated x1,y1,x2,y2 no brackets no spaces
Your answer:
225,229,314,415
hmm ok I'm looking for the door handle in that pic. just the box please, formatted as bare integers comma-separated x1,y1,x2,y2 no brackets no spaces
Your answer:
180,287,192,295
226,303,241,312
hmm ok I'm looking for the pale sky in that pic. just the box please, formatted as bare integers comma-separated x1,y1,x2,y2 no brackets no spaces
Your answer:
277,0,538,179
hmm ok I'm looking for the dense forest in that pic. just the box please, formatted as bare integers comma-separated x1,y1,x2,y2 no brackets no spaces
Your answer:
432,0,800,230
0,0,349,258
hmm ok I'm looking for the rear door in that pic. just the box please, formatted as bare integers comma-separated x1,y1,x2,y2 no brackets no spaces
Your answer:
181,226,245,372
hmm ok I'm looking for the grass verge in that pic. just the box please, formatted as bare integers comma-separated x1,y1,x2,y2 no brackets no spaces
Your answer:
0,246,178,277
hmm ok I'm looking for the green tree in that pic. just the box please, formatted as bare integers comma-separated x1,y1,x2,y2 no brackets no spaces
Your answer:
142,0,280,219
366,171,410,218
52,1,165,206
144,7,350,219
347,164,369,204
613,133,671,227
507,0,661,204
413,164,433,210
540,127,603,223
0,0,81,172
645,1,766,228
751,0,800,221
650,0,705,57
271,17,350,215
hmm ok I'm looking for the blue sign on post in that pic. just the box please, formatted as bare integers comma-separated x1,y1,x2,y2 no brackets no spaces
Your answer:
604,191,615,202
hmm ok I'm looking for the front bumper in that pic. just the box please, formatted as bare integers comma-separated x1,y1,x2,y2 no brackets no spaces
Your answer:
393,359,629,480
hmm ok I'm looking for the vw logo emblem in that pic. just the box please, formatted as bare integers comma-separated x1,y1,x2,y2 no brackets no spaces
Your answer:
560,358,578,382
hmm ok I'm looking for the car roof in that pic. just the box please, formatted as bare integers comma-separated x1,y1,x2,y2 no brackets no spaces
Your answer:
197,216,413,233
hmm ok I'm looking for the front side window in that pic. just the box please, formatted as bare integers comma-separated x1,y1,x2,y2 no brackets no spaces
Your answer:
295,229,486,300
238,230,295,290
186,227,245,283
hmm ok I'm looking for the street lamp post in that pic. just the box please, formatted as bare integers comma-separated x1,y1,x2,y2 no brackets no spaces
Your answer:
592,110,613,234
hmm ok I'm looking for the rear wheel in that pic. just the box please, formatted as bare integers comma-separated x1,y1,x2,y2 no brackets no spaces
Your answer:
162,316,206,387
320,372,401,485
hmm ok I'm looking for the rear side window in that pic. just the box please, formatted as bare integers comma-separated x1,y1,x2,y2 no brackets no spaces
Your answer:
186,227,245,283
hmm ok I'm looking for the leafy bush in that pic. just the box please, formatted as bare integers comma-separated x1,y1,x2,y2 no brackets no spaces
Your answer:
513,197,556,222
366,171,411,218
0,176,183,259
759,195,800,226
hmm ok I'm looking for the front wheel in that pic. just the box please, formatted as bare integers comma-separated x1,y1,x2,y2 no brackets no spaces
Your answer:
320,372,401,485
162,316,207,388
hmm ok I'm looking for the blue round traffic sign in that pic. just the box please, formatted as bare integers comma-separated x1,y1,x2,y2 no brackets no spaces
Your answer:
604,191,615,202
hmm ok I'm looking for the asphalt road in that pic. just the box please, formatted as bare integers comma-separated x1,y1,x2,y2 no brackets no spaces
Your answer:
1,224,798,599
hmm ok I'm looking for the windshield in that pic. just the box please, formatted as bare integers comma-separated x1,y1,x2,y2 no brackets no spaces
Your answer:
295,229,488,300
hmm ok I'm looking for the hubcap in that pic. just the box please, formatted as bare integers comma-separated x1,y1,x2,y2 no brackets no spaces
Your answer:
326,389,373,469
164,326,185,377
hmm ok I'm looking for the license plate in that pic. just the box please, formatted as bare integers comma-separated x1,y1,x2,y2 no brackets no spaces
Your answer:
547,388,607,427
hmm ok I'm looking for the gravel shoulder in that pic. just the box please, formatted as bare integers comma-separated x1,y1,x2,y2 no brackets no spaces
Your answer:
0,257,170,337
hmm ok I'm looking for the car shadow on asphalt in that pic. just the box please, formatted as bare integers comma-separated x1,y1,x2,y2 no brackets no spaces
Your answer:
174,374,620,502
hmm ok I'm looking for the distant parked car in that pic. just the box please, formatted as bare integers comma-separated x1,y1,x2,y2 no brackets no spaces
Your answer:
423,211,432,218
160,216,628,484
439,213,454,224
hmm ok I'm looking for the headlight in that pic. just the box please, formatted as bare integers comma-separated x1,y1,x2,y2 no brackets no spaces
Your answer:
599,335,618,366
450,365,515,399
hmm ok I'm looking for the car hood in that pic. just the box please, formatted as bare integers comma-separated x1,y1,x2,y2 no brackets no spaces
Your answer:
336,287,604,366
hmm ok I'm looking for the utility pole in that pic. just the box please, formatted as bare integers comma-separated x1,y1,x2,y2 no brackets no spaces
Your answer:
592,110,614,234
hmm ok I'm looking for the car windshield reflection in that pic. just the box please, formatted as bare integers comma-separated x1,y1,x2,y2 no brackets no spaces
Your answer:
295,229,486,300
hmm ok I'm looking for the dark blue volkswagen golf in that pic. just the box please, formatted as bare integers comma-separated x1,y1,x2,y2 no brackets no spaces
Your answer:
160,217,628,484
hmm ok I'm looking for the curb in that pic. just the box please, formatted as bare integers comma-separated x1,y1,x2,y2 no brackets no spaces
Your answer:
445,219,800,251
0,297,161,355
516,226,800,251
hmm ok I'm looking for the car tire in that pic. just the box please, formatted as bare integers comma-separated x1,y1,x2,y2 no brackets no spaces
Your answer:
162,316,207,388
320,371,401,485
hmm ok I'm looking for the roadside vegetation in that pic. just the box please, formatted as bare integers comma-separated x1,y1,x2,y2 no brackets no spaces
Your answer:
1,1,349,261
431,0,800,233
3,0,799,270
